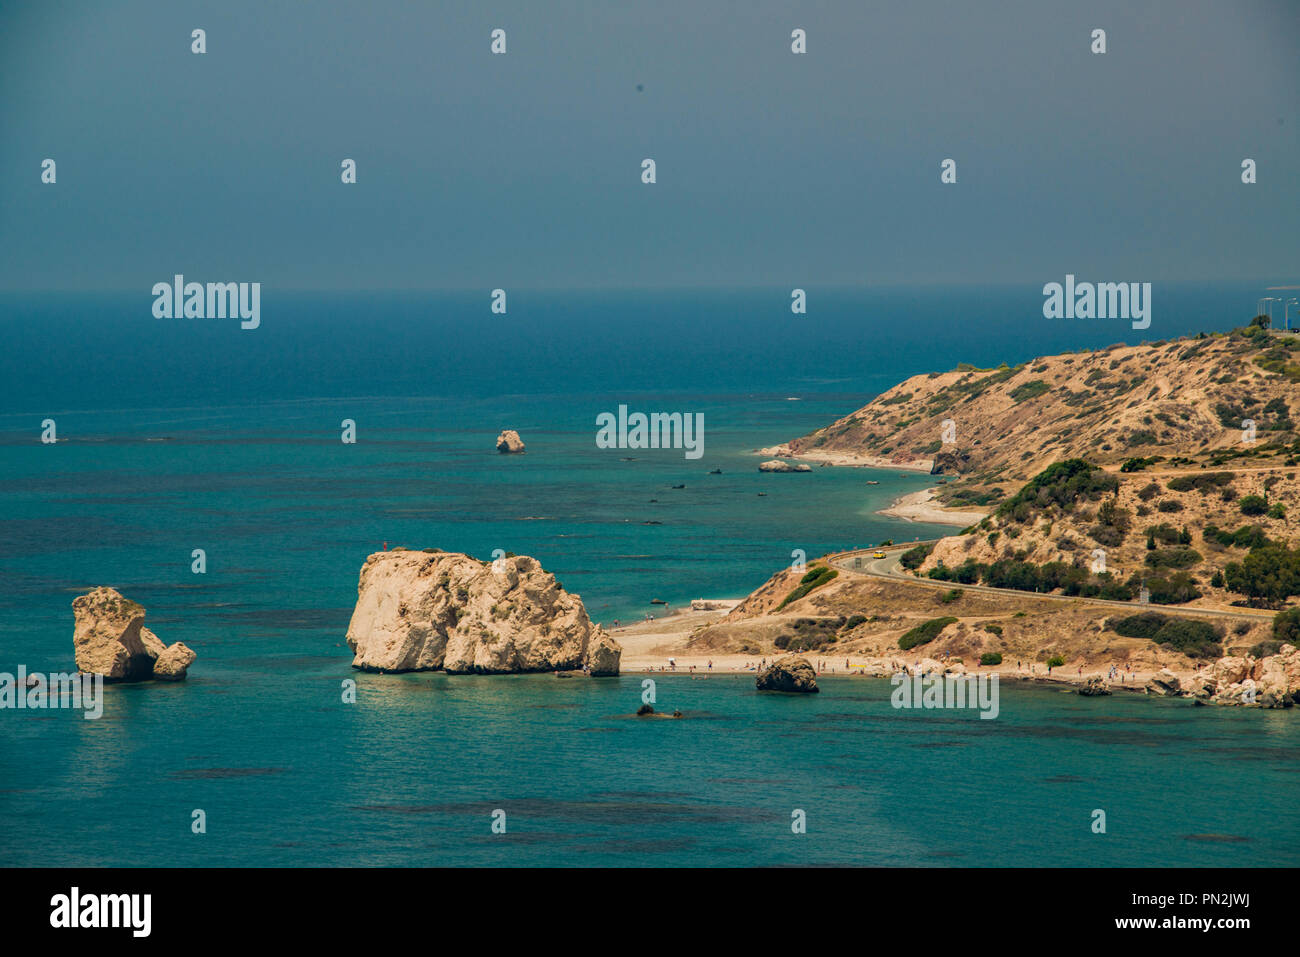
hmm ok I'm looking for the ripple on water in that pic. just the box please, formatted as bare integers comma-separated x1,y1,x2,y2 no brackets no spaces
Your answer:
353,796,773,825
169,767,287,780
1182,834,1252,844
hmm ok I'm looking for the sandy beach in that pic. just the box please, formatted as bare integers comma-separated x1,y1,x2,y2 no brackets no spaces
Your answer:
749,444,985,526
609,604,1192,692
754,445,935,472
875,487,989,527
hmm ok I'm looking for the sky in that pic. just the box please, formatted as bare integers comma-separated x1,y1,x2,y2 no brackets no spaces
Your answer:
1,0,1297,292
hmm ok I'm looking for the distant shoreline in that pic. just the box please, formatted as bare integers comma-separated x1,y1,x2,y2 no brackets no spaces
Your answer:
751,445,986,527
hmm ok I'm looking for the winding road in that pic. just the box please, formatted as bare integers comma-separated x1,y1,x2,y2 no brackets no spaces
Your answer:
827,542,1277,623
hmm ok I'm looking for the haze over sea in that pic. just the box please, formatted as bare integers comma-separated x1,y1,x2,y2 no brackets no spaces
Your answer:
2,282,1298,866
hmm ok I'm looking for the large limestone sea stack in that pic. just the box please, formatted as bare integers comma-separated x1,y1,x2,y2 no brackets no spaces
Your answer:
346,549,621,675
72,587,196,681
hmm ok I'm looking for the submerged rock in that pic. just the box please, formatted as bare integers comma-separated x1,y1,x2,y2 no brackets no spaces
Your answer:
71,587,195,682
496,429,525,454
756,655,819,693
346,549,621,675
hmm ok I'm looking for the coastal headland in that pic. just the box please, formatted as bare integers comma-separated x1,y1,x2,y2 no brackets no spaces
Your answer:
624,325,1300,707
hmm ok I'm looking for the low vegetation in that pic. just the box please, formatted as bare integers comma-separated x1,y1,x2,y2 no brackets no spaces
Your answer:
776,565,839,610
1109,611,1223,659
898,616,958,651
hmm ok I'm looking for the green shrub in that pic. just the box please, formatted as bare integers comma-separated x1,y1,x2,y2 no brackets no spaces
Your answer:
1144,547,1202,570
997,459,1118,523
1239,495,1268,516
1046,655,1065,668
1274,607,1300,644
1142,571,1201,604
898,616,958,651
776,566,839,610
1249,639,1284,658
983,623,1003,636
899,543,935,570
1111,612,1222,658
1146,523,1183,546
1009,380,1050,403
1149,618,1222,658
1167,472,1235,493
1225,544,1300,604
980,652,1003,666
938,588,964,604
1204,524,1271,549
1111,611,1166,639
927,559,982,584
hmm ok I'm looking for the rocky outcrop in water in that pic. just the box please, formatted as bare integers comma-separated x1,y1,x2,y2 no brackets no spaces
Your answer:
346,549,620,675
152,642,197,681
755,655,819,693
1078,675,1111,696
496,430,525,454
72,587,196,682
1145,668,1182,697
758,460,811,473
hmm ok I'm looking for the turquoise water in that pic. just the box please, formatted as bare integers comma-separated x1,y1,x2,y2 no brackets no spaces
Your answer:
2,285,1296,866
5,672,1298,866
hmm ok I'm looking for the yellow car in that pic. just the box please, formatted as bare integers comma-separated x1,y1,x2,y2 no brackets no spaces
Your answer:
872,551,886,559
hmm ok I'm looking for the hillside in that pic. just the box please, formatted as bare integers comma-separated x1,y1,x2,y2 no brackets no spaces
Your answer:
701,324,1300,683
763,327,1300,513
684,555,1273,675
911,461,1300,613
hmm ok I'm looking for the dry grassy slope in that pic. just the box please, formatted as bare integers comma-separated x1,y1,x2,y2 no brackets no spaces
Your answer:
689,560,1272,668
779,333,1298,486
921,469,1300,608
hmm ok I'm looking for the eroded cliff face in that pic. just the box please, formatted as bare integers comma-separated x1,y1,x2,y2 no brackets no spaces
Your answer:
345,550,621,675
71,587,196,682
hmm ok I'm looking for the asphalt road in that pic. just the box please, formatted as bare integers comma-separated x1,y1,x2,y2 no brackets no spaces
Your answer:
827,543,1277,623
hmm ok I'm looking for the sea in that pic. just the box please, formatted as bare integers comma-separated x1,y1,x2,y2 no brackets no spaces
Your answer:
1,281,1297,866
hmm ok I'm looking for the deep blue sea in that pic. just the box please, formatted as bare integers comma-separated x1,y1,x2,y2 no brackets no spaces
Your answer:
2,282,1297,866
